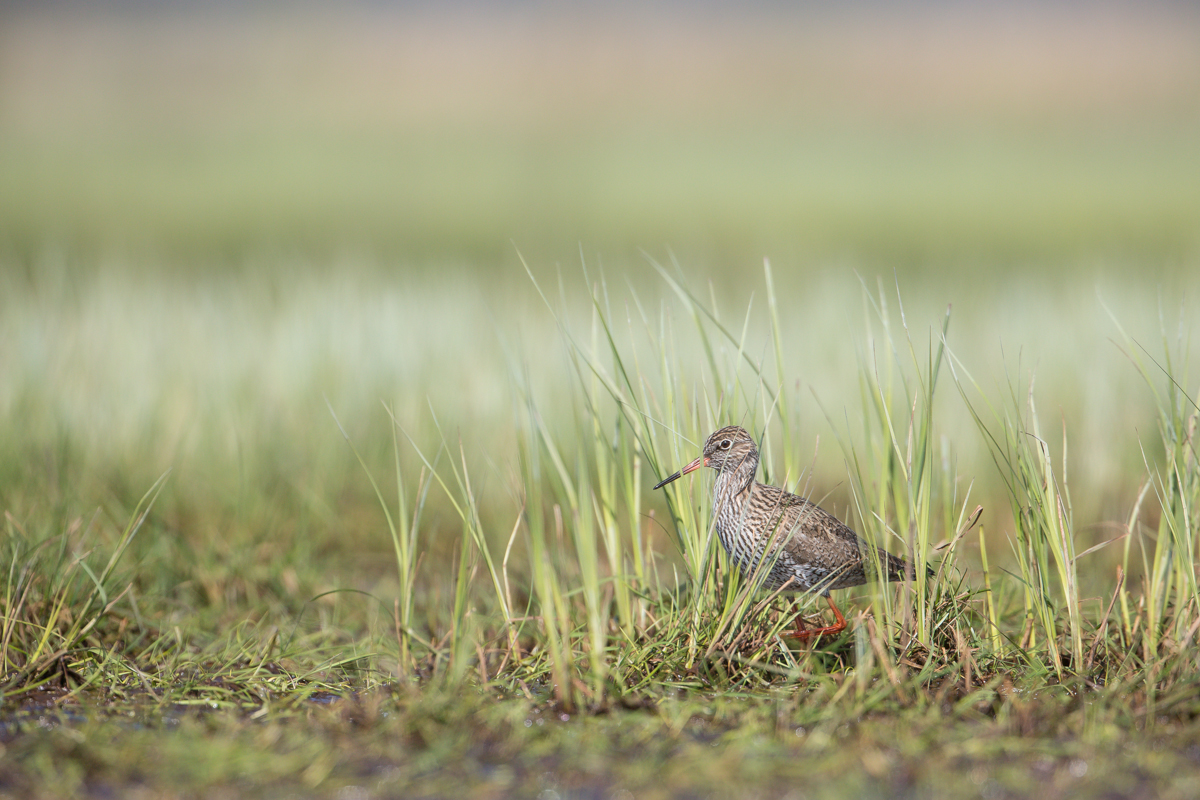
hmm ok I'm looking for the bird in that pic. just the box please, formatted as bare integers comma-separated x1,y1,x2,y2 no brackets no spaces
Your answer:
653,425,920,640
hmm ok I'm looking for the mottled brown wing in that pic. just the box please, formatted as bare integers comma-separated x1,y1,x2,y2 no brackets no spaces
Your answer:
746,487,858,584
764,486,914,590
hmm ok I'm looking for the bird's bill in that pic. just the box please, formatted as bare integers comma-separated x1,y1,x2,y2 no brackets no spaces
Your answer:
652,455,705,490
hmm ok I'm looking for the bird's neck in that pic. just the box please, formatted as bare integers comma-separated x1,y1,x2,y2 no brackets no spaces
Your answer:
714,461,757,499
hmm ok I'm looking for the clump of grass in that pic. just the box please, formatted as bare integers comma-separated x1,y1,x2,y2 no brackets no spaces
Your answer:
830,277,960,650
1,473,167,698
329,259,977,708
1109,304,1200,685
948,357,1087,679
1,472,382,708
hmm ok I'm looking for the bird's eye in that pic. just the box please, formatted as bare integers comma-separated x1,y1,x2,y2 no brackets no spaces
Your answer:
720,439,732,450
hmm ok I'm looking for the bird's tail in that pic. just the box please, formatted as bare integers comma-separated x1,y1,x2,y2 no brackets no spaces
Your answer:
879,548,935,583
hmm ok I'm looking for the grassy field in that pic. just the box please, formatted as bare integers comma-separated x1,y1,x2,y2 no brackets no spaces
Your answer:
3,5,1200,799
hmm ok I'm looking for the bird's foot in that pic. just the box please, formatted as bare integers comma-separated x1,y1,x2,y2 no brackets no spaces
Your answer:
784,597,849,641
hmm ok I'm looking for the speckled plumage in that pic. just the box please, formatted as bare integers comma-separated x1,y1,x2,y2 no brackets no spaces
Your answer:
655,425,916,638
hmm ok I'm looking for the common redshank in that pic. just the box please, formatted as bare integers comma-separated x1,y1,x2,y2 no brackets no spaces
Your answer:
654,425,920,639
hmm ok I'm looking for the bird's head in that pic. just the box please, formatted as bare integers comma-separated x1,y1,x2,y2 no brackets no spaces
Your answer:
653,425,759,489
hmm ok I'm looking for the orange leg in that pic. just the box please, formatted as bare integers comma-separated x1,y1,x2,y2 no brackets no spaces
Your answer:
785,596,848,641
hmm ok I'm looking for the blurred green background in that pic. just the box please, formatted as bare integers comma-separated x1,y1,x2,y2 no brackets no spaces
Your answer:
2,2,1199,596
3,5,1198,264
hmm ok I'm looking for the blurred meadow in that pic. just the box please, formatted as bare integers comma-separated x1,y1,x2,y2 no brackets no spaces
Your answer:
3,3,1200,798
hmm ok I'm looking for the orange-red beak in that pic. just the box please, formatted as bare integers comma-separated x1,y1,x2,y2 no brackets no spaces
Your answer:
653,455,706,490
